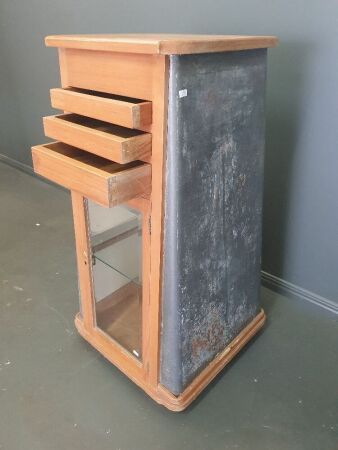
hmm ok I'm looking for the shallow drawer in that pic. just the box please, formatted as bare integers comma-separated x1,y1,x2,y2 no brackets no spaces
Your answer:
32,142,151,207
43,114,151,164
50,88,152,130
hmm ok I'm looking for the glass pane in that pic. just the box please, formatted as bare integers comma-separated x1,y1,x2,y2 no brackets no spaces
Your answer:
87,200,142,360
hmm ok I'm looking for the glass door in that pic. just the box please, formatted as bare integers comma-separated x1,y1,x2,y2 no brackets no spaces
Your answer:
87,199,144,360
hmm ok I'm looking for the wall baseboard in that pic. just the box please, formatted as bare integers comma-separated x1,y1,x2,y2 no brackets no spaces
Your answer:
0,152,66,191
0,152,34,175
261,270,338,315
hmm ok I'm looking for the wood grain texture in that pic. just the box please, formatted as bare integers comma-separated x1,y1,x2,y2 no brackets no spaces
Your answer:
46,34,278,54
71,192,95,330
60,49,155,100
50,88,152,129
43,114,152,163
32,142,151,206
57,48,69,86
146,55,169,387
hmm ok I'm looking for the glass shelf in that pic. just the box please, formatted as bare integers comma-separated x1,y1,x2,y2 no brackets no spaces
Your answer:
93,226,141,285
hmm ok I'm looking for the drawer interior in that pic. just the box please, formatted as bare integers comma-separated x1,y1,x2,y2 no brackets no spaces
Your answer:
55,113,148,139
50,87,152,130
40,141,144,173
63,87,148,104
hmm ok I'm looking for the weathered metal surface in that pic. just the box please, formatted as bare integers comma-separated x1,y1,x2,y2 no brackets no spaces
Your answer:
160,49,267,395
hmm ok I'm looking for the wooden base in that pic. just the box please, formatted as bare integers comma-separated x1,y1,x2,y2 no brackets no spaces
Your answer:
75,308,266,411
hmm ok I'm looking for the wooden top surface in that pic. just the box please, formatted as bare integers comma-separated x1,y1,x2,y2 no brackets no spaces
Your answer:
45,34,278,55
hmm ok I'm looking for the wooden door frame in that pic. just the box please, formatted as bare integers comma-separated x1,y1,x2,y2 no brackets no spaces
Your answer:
71,192,151,383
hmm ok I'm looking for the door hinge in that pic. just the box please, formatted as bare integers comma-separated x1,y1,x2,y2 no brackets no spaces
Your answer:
148,216,151,235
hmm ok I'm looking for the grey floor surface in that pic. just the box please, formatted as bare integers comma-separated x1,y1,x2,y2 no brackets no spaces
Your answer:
0,161,337,450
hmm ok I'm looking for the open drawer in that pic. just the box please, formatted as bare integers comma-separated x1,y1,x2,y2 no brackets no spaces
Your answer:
50,87,152,130
43,114,151,164
31,142,151,207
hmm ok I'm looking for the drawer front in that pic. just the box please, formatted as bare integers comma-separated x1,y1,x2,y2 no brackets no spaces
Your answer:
43,114,151,164
32,142,151,207
50,88,152,129
62,49,155,100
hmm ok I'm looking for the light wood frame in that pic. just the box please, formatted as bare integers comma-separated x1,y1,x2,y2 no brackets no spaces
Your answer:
67,52,172,398
72,192,151,384
32,47,267,411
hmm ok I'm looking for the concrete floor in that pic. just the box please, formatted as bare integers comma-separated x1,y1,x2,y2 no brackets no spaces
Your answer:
0,161,337,450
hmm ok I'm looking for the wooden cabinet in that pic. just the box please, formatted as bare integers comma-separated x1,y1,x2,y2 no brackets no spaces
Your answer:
32,34,277,411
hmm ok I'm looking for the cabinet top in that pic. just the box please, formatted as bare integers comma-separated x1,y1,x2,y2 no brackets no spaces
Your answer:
45,34,278,55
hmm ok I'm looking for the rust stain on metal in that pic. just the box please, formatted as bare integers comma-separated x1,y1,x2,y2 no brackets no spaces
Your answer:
191,317,225,360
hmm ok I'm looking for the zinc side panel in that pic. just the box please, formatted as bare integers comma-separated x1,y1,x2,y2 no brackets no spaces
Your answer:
160,50,267,395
